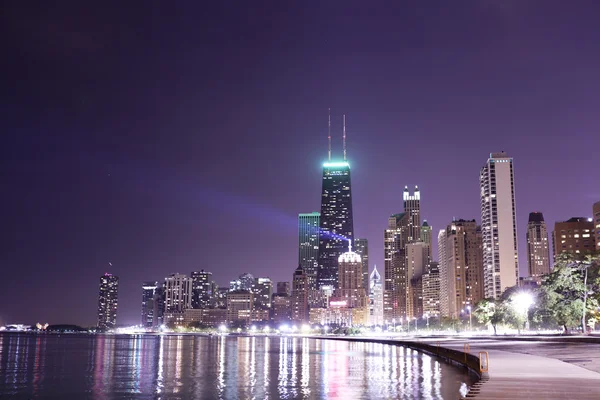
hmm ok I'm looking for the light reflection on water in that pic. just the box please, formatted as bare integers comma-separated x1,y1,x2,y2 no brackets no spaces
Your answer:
0,333,474,399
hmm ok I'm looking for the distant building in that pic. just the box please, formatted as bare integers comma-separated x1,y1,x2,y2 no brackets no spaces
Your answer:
317,160,354,291
526,212,551,280
354,238,369,292
153,286,165,327
420,220,432,259
97,273,119,330
438,220,483,318
276,281,290,296
272,294,291,324
181,308,227,327
165,273,192,312
369,265,384,326
335,242,368,310
253,277,272,310
226,291,253,325
230,273,255,292
480,152,519,299
141,281,158,327
191,270,213,309
406,241,429,319
594,201,600,251
214,287,228,309
291,265,309,323
404,186,421,242
384,212,410,323
552,217,595,258
299,212,320,304
422,262,440,317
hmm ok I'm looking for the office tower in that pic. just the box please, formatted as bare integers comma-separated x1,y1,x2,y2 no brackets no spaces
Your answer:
420,221,432,259
406,242,429,319
354,238,369,291
153,286,165,327
97,273,119,330
403,186,421,242
164,273,192,312
299,212,320,274
276,281,290,296
272,294,292,324
230,273,255,292
422,262,440,317
383,213,410,322
335,242,368,309
253,277,273,310
552,217,595,257
369,265,384,326
141,281,158,327
438,220,484,318
291,265,309,323
480,152,518,299
526,212,551,280
594,202,600,251
191,270,213,309
226,291,253,325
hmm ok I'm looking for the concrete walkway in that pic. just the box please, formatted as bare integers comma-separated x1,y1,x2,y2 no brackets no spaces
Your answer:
407,337,600,399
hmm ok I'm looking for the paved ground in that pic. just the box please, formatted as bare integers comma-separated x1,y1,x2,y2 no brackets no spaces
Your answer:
406,336,600,399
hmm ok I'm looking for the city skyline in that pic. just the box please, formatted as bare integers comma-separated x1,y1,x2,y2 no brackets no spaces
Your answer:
3,2,600,326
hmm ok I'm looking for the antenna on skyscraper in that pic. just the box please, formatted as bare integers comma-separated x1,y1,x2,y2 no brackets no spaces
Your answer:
328,108,331,161
343,114,347,160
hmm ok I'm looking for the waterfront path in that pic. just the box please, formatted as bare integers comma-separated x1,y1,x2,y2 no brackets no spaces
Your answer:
396,336,600,399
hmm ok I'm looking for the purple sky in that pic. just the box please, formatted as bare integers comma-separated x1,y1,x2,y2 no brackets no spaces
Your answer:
2,1,599,326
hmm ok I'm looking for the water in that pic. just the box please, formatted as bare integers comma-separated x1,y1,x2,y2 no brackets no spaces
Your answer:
0,333,474,399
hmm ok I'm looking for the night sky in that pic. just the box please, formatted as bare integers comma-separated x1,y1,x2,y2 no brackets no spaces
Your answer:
2,1,599,327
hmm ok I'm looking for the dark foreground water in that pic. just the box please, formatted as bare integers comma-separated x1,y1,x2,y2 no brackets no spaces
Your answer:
0,333,474,399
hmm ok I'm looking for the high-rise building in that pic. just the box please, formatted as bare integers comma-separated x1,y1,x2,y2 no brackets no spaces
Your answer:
317,161,354,290
438,220,484,318
165,273,192,312
422,262,440,317
383,213,410,323
354,238,369,291
299,212,320,277
141,281,158,327
594,202,600,251
552,217,595,257
480,152,518,299
153,286,165,327
191,270,213,309
230,273,255,292
335,242,368,309
404,186,421,242
253,277,273,310
369,265,384,326
406,241,429,319
272,294,291,324
420,221,432,259
97,273,119,330
226,291,253,325
291,265,309,323
526,212,551,280
276,281,290,296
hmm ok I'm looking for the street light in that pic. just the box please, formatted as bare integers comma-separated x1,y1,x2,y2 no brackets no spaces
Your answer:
513,292,534,332
424,313,430,329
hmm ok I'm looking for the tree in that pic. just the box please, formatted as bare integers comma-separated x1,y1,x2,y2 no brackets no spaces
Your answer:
474,299,504,335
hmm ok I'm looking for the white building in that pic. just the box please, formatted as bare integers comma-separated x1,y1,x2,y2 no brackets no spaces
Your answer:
480,152,519,299
165,273,192,312
369,265,384,326
438,229,449,317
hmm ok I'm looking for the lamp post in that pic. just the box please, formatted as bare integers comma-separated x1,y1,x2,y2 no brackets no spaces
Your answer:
467,305,472,332
424,313,430,329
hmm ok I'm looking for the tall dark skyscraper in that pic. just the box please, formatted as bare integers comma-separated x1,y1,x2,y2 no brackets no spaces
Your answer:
191,270,213,309
299,212,320,304
141,281,158,327
97,273,119,330
354,238,369,290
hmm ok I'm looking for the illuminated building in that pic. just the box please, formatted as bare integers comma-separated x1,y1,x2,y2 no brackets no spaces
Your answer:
369,265,384,326
299,212,320,304
526,212,551,281
226,291,253,325
191,270,213,309
272,294,291,324
291,265,309,323
406,242,428,319
97,273,119,330
141,281,158,327
420,220,432,259
404,186,421,242
594,201,600,251
552,217,595,257
384,212,409,323
422,262,440,317
276,281,290,296
480,152,519,299
253,277,272,310
164,273,192,312
354,238,369,291
229,272,254,292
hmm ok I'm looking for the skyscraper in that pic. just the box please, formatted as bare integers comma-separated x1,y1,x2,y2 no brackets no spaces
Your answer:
406,241,429,319
438,220,484,318
191,270,213,309
229,273,255,292
594,201,600,251
383,213,410,322
526,212,551,279
354,238,369,291
317,161,354,290
276,281,291,296
552,217,595,257
420,221,432,259
291,265,309,323
97,273,119,330
299,212,320,305
253,277,273,310
141,281,158,327
480,152,518,299
165,273,192,312
369,265,384,326
404,186,421,242
422,262,440,317
334,241,369,325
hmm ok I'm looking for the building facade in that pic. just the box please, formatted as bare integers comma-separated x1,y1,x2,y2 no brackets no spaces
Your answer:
291,265,309,323
226,291,253,325
552,217,595,257
317,161,354,291
526,212,551,280
335,242,368,311
276,281,290,296
384,213,410,323
422,262,440,317
141,281,158,327
354,238,369,291
165,273,192,312
230,273,255,292
253,277,272,310
594,201,600,251
272,294,291,324
369,265,384,326
97,273,119,330
191,270,213,309
299,212,320,294
480,152,519,299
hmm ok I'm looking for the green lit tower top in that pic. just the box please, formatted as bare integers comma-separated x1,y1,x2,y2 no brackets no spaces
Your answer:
317,113,354,290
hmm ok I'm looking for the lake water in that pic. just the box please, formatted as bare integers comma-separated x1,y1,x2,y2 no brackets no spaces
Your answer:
0,333,474,399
